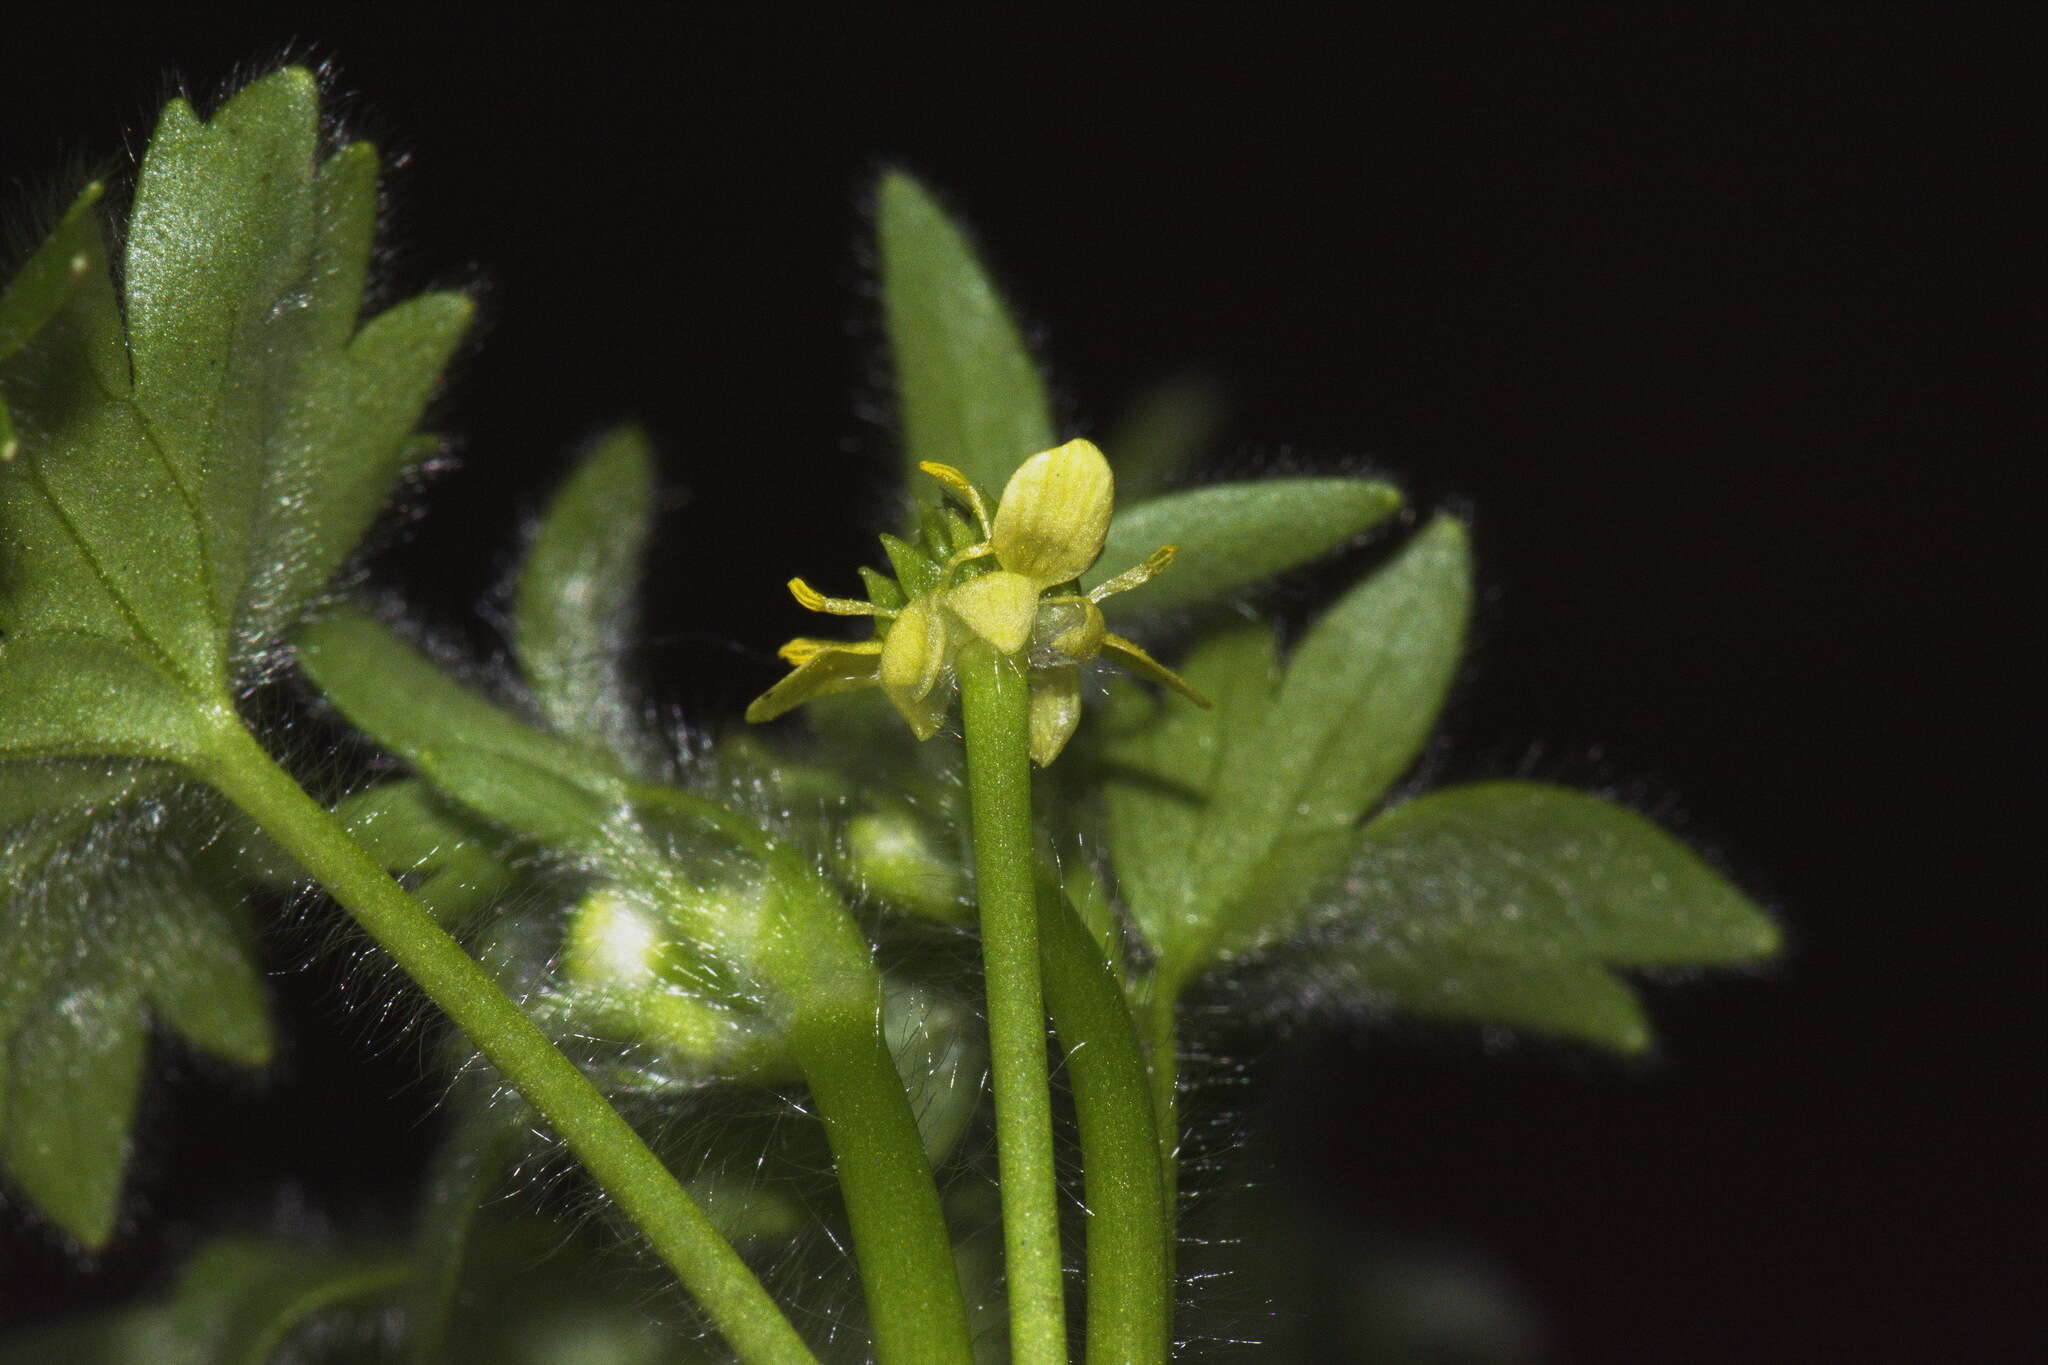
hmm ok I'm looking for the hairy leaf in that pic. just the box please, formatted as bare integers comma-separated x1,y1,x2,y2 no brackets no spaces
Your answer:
300,609,631,854
513,426,656,762
0,959,147,1246
1347,782,1781,967
0,67,465,1240
877,171,1054,507
1091,477,1403,618
1106,517,1471,981
1247,782,1777,1050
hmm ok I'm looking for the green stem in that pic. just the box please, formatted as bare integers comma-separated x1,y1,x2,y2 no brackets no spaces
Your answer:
1036,874,1169,1364
195,721,817,1365
1143,991,1181,1254
630,782,972,1365
957,644,1068,1363
786,1004,974,1365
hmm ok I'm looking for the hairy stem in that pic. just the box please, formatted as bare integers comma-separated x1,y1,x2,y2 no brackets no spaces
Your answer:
196,722,817,1365
1037,873,1169,1363
787,1004,974,1365
629,781,972,1364
1144,992,1181,1257
958,643,1069,1363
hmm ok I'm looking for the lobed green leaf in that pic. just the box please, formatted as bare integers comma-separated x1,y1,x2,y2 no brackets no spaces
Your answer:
1106,517,1472,981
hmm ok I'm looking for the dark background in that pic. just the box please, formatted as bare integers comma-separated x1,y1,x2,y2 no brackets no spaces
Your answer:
1,9,2034,1362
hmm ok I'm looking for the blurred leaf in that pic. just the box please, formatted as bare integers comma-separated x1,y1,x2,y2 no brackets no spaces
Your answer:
514,427,657,762
1347,782,1781,967
0,1237,407,1365
300,609,630,854
122,871,271,1067
0,67,465,1242
1090,477,1403,617
1,777,271,1245
1105,518,1471,981
0,181,103,464
406,1096,520,1365
877,171,1054,508
0,960,146,1247
1329,939,1653,1052
1239,779,1776,1052
1102,374,1224,503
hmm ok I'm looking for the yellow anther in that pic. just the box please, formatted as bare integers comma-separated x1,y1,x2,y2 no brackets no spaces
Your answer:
789,577,881,616
918,461,993,535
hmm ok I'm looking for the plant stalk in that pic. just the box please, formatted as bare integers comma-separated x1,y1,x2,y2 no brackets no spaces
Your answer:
629,781,973,1365
196,720,817,1365
1036,873,1169,1363
957,643,1069,1363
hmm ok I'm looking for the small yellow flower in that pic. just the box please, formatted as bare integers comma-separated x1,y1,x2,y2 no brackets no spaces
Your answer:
746,439,1209,763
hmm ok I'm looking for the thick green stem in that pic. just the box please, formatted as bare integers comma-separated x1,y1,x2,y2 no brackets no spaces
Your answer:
1036,875,1169,1364
787,1001,973,1365
1143,993,1181,1255
632,782,972,1365
195,722,817,1365
957,644,1068,1363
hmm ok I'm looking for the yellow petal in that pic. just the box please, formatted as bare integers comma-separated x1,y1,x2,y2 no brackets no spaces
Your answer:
880,596,953,739
945,570,1039,655
1027,665,1083,766
745,639,884,722
992,439,1113,587
1102,633,1212,708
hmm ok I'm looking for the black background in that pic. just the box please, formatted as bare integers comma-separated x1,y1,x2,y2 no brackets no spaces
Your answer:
0,8,2035,1362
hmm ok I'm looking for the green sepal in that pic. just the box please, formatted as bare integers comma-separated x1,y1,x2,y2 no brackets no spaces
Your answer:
877,171,1055,509
1090,477,1404,617
879,531,940,597
513,427,656,761
859,565,907,611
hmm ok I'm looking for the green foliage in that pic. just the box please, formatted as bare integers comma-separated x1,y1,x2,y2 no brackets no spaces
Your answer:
1092,477,1404,618
878,171,1054,504
1268,782,1780,1050
514,427,659,764
2,70,1782,1359
0,67,466,1244
1105,516,1474,985
0,1238,407,1365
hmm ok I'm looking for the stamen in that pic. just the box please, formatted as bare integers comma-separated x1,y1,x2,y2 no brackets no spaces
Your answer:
918,461,993,536
1088,544,1177,602
788,577,884,616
